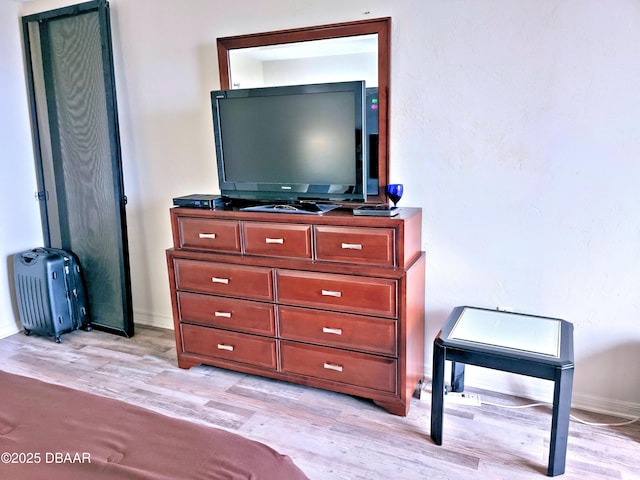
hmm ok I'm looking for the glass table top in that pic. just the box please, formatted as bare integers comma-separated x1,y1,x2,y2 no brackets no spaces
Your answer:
447,307,562,358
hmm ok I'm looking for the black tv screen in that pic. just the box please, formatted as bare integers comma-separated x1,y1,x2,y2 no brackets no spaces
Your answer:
211,81,366,203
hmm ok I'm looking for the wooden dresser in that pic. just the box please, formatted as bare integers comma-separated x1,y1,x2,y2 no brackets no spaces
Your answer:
166,206,425,415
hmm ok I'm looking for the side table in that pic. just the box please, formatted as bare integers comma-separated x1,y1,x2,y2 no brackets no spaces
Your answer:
430,306,574,477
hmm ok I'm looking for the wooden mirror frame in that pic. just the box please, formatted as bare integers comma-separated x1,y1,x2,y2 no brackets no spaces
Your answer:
217,17,391,203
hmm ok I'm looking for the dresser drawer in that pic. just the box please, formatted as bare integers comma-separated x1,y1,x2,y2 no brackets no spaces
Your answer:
181,324,277,369
315,225,395,266
280,341,396,393
278,306,397,356
176,217,241,252
243,222,312,259
178,291,275,335
276,270,397,317
174,259,274,301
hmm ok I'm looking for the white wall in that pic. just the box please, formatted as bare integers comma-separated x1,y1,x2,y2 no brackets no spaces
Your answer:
392,0,640,416
0,0,44,338
262,53,378,87
228,54,265,89
9,0,640,418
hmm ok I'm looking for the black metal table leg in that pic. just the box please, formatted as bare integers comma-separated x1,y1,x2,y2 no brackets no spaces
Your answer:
548,366,574,476
430,339,446,445
450,361,465,392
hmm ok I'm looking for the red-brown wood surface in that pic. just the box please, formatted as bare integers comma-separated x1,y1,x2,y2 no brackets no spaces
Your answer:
278,305,397,356
166,206,424,416
176,216,241,252
243,222,312,259
280,341,397,393
170,206,422,269
314,225,395,266
178,291,276,335
276,269,397,318
181,323,277,369
174,259,273,301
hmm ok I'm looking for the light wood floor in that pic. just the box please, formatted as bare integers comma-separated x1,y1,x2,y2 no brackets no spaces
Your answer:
0,326,638,479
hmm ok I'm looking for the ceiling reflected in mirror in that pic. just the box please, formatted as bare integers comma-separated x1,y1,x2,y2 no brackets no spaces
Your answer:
229,35,378,89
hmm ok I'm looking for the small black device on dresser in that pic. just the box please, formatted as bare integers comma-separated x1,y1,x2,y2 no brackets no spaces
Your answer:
353,205,399,217
172,194,228,210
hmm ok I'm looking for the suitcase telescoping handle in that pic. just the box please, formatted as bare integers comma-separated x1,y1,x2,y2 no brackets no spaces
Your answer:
22,253,38,263
18,249,44,265
18,248,52,266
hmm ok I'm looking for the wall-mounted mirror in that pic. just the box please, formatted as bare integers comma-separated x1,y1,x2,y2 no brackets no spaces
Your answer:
217,17,390,202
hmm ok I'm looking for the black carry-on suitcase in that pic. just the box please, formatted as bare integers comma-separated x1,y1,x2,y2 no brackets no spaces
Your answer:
13,247,92,343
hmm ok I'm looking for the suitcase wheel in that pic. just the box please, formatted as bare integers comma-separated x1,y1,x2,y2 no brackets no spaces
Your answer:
85,324,93,332
24,328,31,336
55,336,62,343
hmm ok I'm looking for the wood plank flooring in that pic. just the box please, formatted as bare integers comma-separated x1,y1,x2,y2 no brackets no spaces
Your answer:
0,326,638,479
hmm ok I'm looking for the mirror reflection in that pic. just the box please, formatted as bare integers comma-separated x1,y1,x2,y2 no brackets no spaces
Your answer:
217,18,390,201
228,35,378,89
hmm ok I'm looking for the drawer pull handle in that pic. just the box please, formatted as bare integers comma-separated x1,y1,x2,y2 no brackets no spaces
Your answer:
323,362,343,372
322,327,343,335
265,238,284,244
217,344,234,351
214,311,232,318
321,289,342,298
199,233,217,239
211,277,229,284
341,242,363,250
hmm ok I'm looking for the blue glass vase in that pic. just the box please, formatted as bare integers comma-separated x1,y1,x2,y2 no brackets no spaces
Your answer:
386,184,403,208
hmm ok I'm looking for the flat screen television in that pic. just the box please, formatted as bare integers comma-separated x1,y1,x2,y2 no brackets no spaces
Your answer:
210,81,367,205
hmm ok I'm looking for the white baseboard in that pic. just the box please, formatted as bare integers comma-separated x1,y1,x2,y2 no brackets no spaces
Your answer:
1,312,173,339
127,316,640,420
11,308,635,420
425,364,640,420
0,324,20,340
133,309,174,330
571,391,640,420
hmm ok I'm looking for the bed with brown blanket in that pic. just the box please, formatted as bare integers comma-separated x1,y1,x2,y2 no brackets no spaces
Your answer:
0,370,308,480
